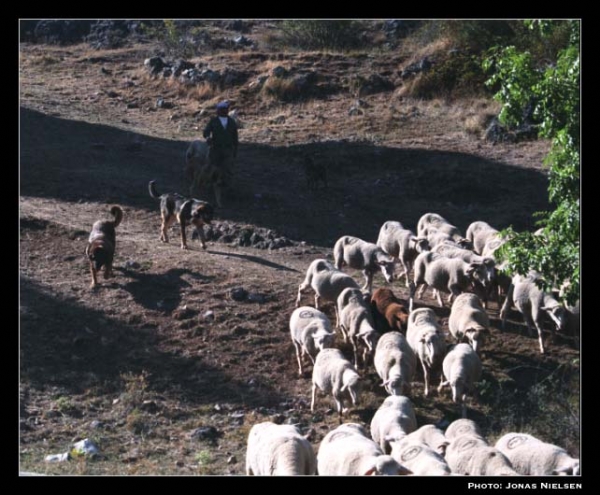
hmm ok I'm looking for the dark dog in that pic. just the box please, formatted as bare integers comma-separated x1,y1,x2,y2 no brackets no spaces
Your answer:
85,205,123,288
148,180,215,250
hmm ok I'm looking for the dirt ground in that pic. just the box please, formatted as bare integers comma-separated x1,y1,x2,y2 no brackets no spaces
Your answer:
19,36,580,476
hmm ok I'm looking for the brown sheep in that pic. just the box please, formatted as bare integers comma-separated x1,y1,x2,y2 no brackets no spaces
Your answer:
370,287,410,334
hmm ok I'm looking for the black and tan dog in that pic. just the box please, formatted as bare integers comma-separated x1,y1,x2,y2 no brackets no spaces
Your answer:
85,205,123,288
148,180,215,250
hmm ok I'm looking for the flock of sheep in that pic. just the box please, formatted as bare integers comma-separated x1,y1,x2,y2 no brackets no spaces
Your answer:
246,212,580,476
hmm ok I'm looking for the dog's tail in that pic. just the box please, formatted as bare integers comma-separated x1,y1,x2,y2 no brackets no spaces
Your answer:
110,206,124,228
148,180,161,199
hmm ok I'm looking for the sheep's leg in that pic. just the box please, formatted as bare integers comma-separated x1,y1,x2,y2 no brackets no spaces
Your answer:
499,286,514,332
296,283,309,308
351,337,360,368
310,383,318,412
438,379,449,394
294,343,304,376
339,324,348,343
402,260,412,288
416,282,428,299
421,360,431,397
532,311,546,354
362,270,373,293
435,289,444,308
314,294,321,310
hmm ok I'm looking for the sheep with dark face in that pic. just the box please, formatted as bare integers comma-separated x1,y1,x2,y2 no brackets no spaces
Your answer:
337,287,380,369
495,432,580,476
376,221,429,288
406,308,447,397
448,293,490,353
333,235,396,293
438,343,482,418
373,331,416,397
289,306,335,376
499,271,568,354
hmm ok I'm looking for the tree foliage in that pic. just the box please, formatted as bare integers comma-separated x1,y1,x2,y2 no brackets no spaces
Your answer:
483,20,580,305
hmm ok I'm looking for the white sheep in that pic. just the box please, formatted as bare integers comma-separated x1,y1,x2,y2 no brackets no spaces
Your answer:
431,242,497,309
499,271,568,354
448,293,490,353
370,395,417,454
389,439,451,475
373,331,417,397
246,421,317,475
317,423,413,476
438,343,482,418
311,348,360,420
495,432,580,475
444,418,485,441
333,235,396,293
466,221,504,255
296,258,360,326
337,287,380,368
417,213,471,248
289,306,336,376
445,433,518,475
376,220,429,288
401,424,449,456
410,251,492,310
406,308,447,397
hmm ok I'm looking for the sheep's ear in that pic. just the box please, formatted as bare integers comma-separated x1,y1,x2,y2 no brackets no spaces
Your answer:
363,467,377,476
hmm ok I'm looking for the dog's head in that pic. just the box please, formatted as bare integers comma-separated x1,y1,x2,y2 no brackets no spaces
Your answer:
191,202,215,227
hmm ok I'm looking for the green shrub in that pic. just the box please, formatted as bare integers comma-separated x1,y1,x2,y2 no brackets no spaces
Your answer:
408,53,490,100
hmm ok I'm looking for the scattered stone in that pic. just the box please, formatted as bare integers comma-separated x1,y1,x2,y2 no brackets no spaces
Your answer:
401,57,432,79
227,455,237,465
229,288,248,302
233,35,252,47
124,260,140,269
271,66,288,78
247,293,266,304
189,426,222,444
106,91,120,98
203,310,215,321
348,106,363,116
144,56,166,75
156,97,173,109
175,460,185,467
126,102,139,109
172,59,195,77
232,326,249,336
90,420,104,429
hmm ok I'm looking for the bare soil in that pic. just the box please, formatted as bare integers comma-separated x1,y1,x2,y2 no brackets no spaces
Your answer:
19,34,579,476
